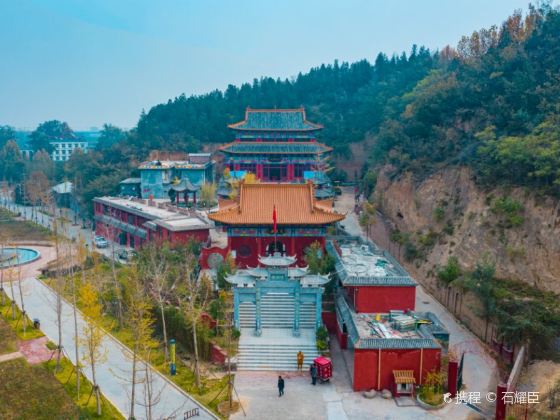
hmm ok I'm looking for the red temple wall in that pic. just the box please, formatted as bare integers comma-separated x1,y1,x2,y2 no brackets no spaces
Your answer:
228,235,325,268
345,286,416,313
353,348,441,392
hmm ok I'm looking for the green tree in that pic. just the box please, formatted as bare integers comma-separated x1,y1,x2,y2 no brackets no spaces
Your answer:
0,140,25,183
96,124,126,149
464,259,497,342
30,120,75,153
0,125,15,150
304,241,335,275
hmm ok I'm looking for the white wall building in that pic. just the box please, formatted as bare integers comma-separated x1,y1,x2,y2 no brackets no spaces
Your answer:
50,140,89,162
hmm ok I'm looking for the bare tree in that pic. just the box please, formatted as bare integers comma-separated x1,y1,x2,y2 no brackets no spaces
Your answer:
79,280,108,416
15,245,27,336
106,223,124,327
138,243,177,362
124,264,157,420
177,253,212,389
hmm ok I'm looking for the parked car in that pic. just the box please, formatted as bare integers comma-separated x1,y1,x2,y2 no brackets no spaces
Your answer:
94,236,109,248
117,249,137,261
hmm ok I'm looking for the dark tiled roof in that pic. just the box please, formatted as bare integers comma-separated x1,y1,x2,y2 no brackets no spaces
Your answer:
229,108,322,132
220,141,331,155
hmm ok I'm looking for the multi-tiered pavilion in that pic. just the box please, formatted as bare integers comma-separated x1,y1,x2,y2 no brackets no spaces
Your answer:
219,108,334,198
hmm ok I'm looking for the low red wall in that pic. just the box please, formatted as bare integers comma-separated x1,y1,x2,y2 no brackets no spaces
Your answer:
210,344,227,365
199,246,229,269
335,321,348,350
353,347,441,392
347,285,416,313
322,312,337,333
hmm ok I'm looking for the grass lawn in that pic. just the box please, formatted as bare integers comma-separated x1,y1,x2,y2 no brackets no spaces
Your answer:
44,356,124,419
0,207,53,241
0,316,17,354
0,291,45,340
0,358,78,419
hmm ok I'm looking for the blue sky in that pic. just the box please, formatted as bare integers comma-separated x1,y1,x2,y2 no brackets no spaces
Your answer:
0,0,534,130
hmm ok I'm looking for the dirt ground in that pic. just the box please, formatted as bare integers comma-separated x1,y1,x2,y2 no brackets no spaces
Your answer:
516,359,560,417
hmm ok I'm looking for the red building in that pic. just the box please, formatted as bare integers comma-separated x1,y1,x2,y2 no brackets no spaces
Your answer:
93,196,211,249
207,182,344,267
327,239,449,395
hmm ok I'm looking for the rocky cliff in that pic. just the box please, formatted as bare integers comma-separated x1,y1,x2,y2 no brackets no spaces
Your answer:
372,166,560,294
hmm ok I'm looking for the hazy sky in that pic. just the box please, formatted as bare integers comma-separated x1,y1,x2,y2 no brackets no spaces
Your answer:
0,0,534,130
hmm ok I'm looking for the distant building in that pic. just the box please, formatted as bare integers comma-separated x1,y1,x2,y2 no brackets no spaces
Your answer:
14,132,33,159
51,181,77,210
218,108,335,199
93,196,211,249
325,238,449,394
207,182,344,267
138,153,214,200
50,138,89,162
119,178,141,198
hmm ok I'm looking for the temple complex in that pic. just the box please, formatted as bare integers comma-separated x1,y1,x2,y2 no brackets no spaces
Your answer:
218,108,335,198
208,182,344,267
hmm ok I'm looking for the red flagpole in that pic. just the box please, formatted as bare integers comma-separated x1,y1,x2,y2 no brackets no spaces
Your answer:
273,204,278,254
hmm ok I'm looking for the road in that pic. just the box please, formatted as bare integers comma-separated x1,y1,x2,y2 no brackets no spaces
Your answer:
0,196,127,261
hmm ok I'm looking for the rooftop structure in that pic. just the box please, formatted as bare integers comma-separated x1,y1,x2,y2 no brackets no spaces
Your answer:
228,108,322,135
209,182,344,226
327,240,416,287
335,294,448,350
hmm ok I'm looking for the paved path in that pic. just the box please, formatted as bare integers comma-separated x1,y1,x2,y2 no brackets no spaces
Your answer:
5,278,217,419
0,351,23,363
232,335,475,420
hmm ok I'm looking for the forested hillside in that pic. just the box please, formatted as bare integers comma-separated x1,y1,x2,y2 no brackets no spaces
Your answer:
130,3,560,195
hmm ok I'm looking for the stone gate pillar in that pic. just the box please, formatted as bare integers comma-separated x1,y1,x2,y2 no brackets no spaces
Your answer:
316,292,322,329
293,288,300,337
233,291,240,329
255,288,262,336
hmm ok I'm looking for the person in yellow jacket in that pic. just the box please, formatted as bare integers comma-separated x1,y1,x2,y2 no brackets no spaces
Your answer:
297,351,304,371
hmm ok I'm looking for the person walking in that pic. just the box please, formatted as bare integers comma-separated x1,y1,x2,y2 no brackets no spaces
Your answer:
297,351,304,371
278,375,285,397
310,363,318,385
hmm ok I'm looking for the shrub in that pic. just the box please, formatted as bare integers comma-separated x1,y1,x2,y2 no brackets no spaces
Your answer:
491,197,524,228
434,207,445,222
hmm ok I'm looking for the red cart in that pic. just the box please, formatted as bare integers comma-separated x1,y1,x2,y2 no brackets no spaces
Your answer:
314,356,332,383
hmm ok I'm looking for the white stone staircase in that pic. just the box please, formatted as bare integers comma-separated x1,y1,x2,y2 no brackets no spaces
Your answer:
237,292,320,371
237,328,320,371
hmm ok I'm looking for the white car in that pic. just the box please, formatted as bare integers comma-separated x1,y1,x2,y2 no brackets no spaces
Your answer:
94,236,109,248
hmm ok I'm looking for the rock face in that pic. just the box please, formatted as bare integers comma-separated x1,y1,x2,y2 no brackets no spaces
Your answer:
373,166,560,294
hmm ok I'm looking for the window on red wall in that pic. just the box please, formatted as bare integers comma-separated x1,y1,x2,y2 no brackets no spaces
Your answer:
237,245,251,257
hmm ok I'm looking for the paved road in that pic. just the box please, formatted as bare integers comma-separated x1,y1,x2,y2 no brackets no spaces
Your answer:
5,277,217,419
0,197,126,261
